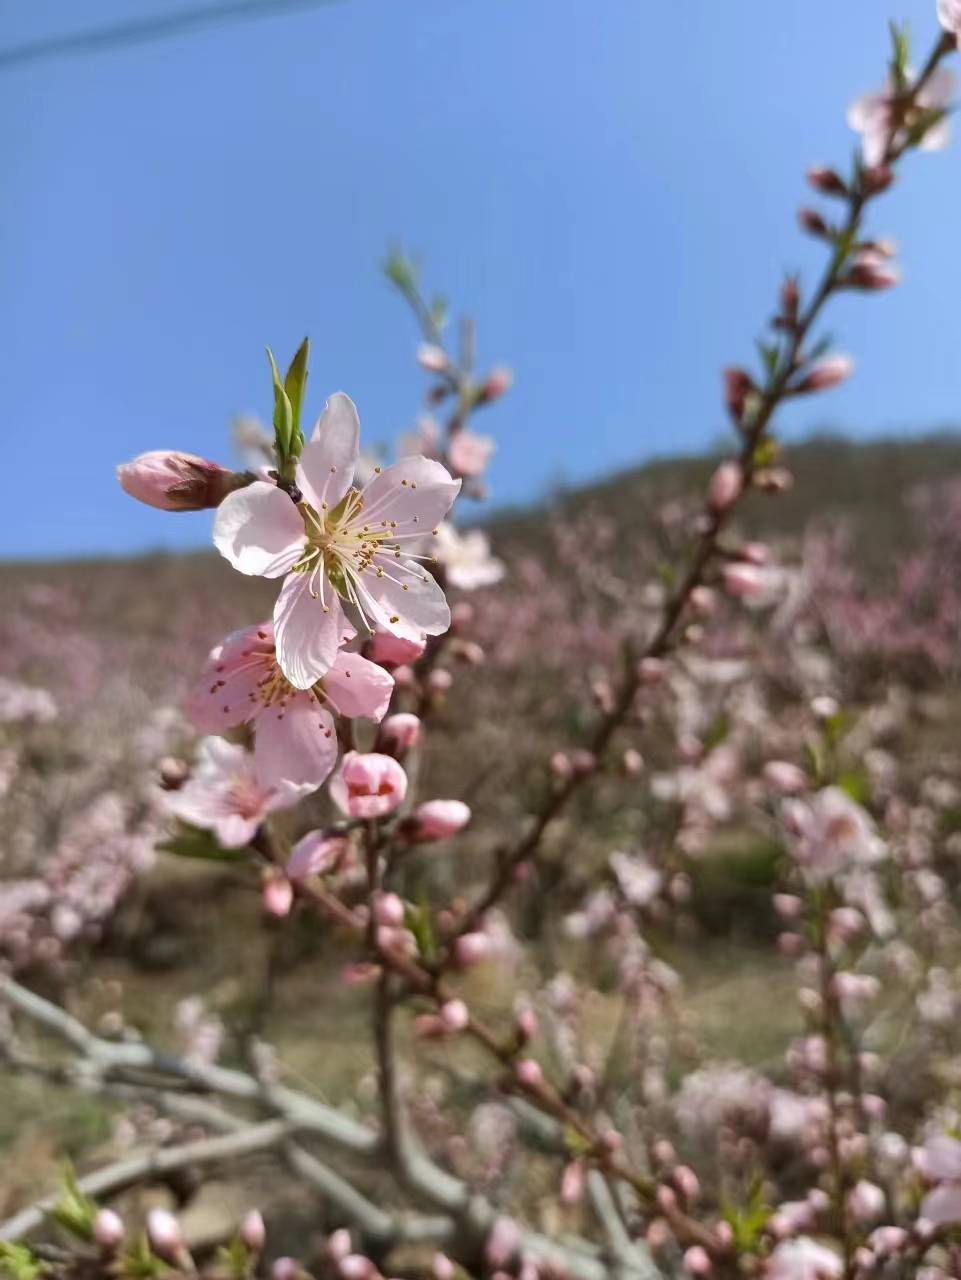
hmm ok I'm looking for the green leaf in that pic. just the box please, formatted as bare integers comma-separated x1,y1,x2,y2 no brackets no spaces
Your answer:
703,710,730,752
266,347,294,461
406,901,435,960
752,437,779,469
755,340,780,379
158,823,251,863
837,770,870,805
123,1236,167,1279
283,337,310,453
428,295,448,333
888,21,910,90
383,245,416,292
0,1244,46,1280
49,1165,97,1240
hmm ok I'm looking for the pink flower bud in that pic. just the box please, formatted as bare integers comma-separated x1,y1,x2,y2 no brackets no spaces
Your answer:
378,712,422,755
708,462,743,512
764,761,807,794
673,1166,700,1204
515,1006,538,1042
273,1258,299,1280
477,366,513,404
147,1209,183,1259
93,1209,124,1250
796,353,854,393
636,656,666,685
647,1219,671,1251
433,1255,455,1280
329,752,408,819
798,208,829,237
828,907,865,944
440,999,469,1031
428,668,453,694
570,749,596,776
739,541,769,565
722,368,755,423
515,1058,544,1089
807,166,847,196
721,563,766,600
340,1255,375,1280
550,751,573,779
117,451,236,512
847,1180,885,1223
417,343,449,374
369,631,427,667
328,1230,352,1260
846,251,900,290
560,1160,585,1205
656,1184,678,1215
486,1217,521,1268
454,932,492,967
158,756,189,790
683,1246,712,1276
773,893,804,921
448,429,495,478
240,1210,266,1252
408,799,471,841
262,872,293,918
374,893,406,927
863,164,894,194
689,586,716,616
623,748,644,776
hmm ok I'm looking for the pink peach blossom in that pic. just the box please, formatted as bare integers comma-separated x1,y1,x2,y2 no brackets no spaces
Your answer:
708,461,742,512
186,621,393,791
165,737,304,848
213,393,460,688
369,630,427,667
766,1237,842,1280
448,429,495,478
432,523,505,590
329,751,408,819
939,0,961,37
287,830,350,881
378,712,422,754
848,67,954,166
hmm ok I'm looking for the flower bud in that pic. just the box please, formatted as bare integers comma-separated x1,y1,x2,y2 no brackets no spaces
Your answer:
373,893,406,927
158,756,189,790
328,1230,352,1260
795,354,854,393
486,1217,520,1269
623,748,644,777
440,999,469,1031
798,208,829,237
845,251,900,290
560,1160,585,1205
407,799,471,841
433,1255,455,1280
377,712,422,755
261,871,293,918
117,452,236,512
330,752,407,819
428,668,453,694
417,343,450,374
764,762,807,795
369,631,427,667
637,656,667,685
862,164,894,194
93,1209,124,1250
847,1180,885,1224
240,1210,266,1252
721,562,767,600
454,932,492,967
273,1259,299,1280
515,1058,544,1089
683,1246,712,1276
476,366,513,404
708,461,743,512
722,368,755,423
146,1209,183,1260
807,166,847,196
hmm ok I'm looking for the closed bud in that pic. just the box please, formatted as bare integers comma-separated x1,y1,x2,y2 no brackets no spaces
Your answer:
862,164,894,194
708,461,743,512
117,452,237,512
433,1255,455,1280
240,1210,266,1252
93,1209,124,1250
476,365,513,404
722,367,754,423
795,353,854,393
146,1209,183,1260
515,1058,544,1089
807,166,847,196
454,931,492,967
623,748,644,777
440,999,469,1031
683,1246,712,1276
407,799,472,842
417,343,450,374
261,871,293,918
373,893,406,927
158,756,189,790
845,251,900,290
637,656,667,685
378,712,422,756
798,207,829,237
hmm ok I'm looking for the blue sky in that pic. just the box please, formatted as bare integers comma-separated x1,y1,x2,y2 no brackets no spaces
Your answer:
2,0,959,558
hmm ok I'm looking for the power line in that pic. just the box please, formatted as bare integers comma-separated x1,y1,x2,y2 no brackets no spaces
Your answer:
0,0,344,72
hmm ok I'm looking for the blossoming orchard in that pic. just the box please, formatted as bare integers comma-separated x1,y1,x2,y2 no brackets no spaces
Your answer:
5,7,961,1280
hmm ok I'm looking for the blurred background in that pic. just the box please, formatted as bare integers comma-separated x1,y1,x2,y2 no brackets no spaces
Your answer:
2,0,960,559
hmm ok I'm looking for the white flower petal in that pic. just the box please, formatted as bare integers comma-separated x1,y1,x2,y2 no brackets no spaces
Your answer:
361,556,451,636
254,695,338,791
213,482,304,578
299,393,360,511
274,571,350,688
356,457,460,535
